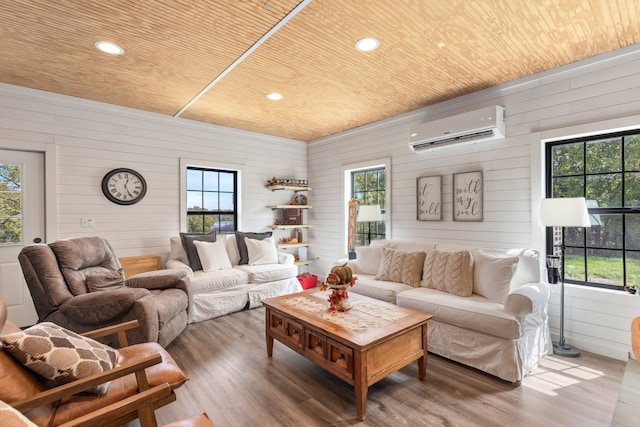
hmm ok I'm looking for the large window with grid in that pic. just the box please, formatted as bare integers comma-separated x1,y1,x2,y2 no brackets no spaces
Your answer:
351,167,386,246
545,130,640,290
186,167,237,234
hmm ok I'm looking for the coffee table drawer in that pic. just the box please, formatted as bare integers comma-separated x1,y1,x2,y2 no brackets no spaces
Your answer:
268,310,285,336
304,327,327,365
326,338,354,381
283,318,304,350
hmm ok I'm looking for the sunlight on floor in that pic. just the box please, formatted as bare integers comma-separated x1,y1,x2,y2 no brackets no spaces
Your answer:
522,355,605,396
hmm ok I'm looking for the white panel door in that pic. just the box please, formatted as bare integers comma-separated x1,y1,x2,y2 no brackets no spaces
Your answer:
0,149,44,326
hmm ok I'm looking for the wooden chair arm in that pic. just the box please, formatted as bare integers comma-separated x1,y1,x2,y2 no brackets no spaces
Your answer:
82,319,140,347
11,353,162,412
57,383,173,427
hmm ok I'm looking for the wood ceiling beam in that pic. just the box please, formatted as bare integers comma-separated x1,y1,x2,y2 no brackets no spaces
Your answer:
174,0,313,118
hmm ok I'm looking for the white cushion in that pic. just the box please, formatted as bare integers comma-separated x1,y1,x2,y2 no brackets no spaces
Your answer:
224,234,241,265
234,263,297,283
194,240,232,272
190,268,250,293
355,246,383,275
473,249,519,303
349,274,414,304
246,237,278,265
396,287,522,340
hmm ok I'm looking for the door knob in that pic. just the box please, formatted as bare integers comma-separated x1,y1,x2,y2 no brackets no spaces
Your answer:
33,237,42,243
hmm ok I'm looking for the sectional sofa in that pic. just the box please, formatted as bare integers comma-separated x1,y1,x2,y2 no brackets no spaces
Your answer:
342,239,552,382
167,232,302,323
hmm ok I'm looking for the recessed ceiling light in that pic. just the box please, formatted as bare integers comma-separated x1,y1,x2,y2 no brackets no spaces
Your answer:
266,92,284,101
95,41,124,55
355,37,380,52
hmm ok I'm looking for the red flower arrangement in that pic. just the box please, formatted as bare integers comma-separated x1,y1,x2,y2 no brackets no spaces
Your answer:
319,264,357,312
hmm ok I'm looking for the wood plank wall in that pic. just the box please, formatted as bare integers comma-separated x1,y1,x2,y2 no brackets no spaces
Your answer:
307,44,640,361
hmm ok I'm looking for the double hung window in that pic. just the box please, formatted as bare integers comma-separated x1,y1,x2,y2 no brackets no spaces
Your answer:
186,167,237,234
546,131,640,289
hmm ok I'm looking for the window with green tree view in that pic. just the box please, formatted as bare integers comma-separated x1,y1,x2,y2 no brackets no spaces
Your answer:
186,167,237,234
351,167,386,246
546,130,640,290
0,164,22,244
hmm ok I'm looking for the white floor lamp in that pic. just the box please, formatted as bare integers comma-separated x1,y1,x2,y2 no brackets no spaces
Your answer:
540,197,591,357
357,205,382,246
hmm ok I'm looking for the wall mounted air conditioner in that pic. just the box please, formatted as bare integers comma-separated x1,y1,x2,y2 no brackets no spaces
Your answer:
409,105,506,152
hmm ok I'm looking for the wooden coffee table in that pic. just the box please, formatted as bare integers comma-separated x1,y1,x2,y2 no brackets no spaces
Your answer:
264,289,433,421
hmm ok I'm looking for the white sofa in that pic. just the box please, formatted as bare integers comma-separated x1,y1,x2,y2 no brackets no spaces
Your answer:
343,239,552,383
167,233,302,323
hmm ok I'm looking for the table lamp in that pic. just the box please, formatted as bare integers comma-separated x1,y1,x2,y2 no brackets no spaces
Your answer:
540,197,591,357
357,205,382,246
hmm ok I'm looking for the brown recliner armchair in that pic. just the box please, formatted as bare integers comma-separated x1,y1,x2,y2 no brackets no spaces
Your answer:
18,237,192,347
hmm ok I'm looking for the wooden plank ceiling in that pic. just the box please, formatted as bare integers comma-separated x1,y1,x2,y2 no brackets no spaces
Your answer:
1,0,639,142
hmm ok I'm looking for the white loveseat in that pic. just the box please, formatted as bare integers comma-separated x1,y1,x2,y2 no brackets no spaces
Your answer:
343,239,552,383
167,232,302,323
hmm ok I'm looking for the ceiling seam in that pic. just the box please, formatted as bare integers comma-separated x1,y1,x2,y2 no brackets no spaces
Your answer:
174,0,313,118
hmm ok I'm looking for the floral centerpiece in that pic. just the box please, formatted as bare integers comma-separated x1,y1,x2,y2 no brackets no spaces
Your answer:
319,264,358,312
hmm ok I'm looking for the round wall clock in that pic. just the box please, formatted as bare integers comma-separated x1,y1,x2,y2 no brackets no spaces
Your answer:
101,168,147,205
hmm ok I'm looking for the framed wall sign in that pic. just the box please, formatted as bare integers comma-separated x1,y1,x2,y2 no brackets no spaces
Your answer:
453,170,483,222
417,175,442,221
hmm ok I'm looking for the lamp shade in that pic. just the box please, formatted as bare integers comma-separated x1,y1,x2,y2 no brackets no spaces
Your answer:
357,205,382,222
540,197,591,227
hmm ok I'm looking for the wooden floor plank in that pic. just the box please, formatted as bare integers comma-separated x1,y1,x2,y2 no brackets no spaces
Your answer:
133,307,625,427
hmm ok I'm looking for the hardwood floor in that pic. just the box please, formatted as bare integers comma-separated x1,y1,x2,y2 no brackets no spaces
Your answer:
147,307,625,427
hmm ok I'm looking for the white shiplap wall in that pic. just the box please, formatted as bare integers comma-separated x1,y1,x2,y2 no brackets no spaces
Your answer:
0,83,307,258
307,44,640,360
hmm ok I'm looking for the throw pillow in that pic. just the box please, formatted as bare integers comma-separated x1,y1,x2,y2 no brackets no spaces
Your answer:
246,237,278,265
180,231,216,271
473,250,519,303
194,240,232,272
355,246,383,275
86,269,126,292
169,236,189,265
224,234,241,265
235,231,272,265
375,248,426,287
421,249,474,297
506,248,540,290
0,322,120,395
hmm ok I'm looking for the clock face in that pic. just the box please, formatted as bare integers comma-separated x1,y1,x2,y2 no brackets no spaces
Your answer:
101,168,147,205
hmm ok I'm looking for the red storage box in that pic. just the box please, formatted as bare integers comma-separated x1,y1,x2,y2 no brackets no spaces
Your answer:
297,274,318,289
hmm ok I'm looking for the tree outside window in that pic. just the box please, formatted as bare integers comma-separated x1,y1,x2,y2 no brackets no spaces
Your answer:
186,167,237,234
547,131,640,290
0,164,22,244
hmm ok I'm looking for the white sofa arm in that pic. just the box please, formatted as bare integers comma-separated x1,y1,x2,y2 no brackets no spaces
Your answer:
278,252,295,265
505,282,551,318
165,259,194,279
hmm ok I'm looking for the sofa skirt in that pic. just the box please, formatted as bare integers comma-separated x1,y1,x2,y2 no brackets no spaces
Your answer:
189,277,303,323
190,283,255,323
427,319,551,383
